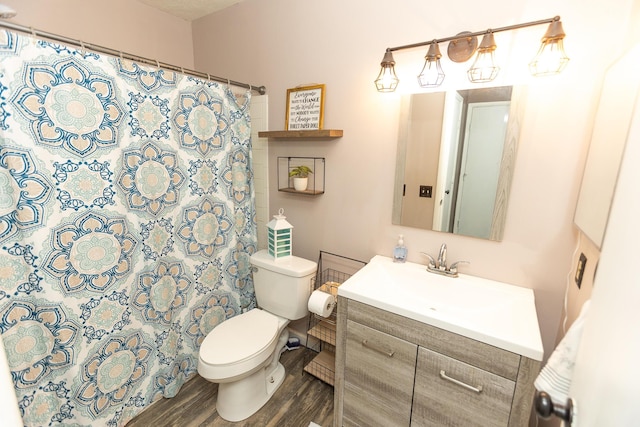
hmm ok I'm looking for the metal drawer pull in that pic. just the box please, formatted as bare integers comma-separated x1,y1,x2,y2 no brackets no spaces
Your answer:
439,370,483,394
361,339,395,357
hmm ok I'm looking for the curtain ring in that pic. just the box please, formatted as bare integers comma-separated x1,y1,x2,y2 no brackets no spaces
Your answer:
29,26,36,37
156,59,160,69
79,40,86,56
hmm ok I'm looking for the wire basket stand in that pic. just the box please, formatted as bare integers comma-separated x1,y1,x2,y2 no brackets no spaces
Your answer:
303,251,366,386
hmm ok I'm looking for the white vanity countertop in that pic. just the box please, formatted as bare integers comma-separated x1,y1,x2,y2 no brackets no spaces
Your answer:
338,255,544,361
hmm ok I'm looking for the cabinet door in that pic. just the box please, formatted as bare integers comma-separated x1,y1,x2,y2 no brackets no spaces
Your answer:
343,320,417,426
412,347,515,426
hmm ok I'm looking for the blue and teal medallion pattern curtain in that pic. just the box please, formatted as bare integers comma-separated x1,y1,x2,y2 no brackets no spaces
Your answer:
0,30,257,426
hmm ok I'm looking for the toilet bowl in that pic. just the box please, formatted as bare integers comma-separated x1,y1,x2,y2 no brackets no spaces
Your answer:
198,309,288,382
197,249,317,422
198,308,289,421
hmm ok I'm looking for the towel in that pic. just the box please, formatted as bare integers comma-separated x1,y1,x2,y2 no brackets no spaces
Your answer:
534,300,590,406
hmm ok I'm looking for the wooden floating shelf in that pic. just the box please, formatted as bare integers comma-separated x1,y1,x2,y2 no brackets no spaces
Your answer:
279,187,324,196
258,129,343,138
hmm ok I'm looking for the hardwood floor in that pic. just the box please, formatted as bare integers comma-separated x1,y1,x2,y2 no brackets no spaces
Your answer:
127,347,334,427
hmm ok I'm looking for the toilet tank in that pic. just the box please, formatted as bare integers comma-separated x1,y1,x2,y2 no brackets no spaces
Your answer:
250,249,317,320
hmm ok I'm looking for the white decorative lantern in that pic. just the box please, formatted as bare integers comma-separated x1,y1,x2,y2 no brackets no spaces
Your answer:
267,208,293,259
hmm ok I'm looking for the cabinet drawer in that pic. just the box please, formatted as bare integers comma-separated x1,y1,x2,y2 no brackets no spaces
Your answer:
412,347,515,426
343,319,417,426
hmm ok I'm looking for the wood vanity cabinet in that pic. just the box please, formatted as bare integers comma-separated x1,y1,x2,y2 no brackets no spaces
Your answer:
334,297,541,427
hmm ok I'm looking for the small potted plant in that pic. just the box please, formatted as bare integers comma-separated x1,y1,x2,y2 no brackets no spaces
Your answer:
289,165,313,191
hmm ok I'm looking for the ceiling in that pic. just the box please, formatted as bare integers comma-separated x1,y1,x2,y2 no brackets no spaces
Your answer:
137,0,242,21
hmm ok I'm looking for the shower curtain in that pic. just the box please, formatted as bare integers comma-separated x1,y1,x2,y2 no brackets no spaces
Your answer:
0,30,257,426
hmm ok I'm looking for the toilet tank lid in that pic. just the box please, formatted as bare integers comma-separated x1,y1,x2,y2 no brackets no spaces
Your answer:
250,250,317,277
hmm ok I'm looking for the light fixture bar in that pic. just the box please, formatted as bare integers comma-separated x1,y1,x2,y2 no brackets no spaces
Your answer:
375,15,567,91
386,16,562,54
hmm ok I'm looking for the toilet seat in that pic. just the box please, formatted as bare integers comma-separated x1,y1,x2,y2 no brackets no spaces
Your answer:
198,309,281,381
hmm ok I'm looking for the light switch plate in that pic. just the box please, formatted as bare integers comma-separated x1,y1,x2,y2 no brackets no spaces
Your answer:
419,185,432,198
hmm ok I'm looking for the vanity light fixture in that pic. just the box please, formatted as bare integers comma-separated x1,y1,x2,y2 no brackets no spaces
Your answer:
374,49,399,92
375,15,568,92
417,41,446,88
529,17,569,76
467,31,500,83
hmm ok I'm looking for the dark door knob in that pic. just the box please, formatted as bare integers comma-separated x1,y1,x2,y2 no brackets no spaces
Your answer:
535,391,573,423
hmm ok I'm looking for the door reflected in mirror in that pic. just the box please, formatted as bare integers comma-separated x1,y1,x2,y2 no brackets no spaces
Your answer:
392,86,524,241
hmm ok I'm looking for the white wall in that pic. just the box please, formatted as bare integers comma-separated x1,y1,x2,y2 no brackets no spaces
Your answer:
192,0,637,357
2,0,194,68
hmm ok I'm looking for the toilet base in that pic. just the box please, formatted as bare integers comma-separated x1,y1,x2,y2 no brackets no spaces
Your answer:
216,361,286,422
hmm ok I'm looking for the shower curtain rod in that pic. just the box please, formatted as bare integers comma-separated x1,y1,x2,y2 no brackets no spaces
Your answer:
0,20,267,95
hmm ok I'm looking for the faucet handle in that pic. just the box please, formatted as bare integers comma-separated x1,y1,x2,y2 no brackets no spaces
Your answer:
420,252,437,268
449,260,470,273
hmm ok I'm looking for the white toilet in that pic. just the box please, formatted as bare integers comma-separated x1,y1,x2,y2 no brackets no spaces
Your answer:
197,249,317,422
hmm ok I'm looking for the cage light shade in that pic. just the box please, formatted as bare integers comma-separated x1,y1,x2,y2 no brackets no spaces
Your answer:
529,19,569,76
267,208,293,259
375,50,399,92
468,32,500,83
418,42,445,87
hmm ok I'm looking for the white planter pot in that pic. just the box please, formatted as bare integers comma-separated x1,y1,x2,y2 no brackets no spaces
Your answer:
293,177,308,191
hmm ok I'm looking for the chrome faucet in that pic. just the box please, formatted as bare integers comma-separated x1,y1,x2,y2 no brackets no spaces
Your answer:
437,243,447,270
420,243,469,278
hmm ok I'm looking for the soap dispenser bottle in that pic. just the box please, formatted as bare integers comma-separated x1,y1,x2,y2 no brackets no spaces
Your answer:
393,234,407,263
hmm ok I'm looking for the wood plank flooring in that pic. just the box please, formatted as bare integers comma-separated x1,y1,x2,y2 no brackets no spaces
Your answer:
127,348,334,427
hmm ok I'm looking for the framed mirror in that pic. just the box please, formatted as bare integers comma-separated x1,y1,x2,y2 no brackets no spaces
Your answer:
392,85,525,240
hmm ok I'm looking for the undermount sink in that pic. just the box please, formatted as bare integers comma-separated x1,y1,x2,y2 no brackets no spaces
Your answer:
338,255,543,360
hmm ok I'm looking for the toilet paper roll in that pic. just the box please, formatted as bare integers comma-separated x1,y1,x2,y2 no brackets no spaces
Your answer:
308,290,336,317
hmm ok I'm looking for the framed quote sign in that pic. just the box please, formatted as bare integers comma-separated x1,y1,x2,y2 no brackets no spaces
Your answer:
285,84,325,131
